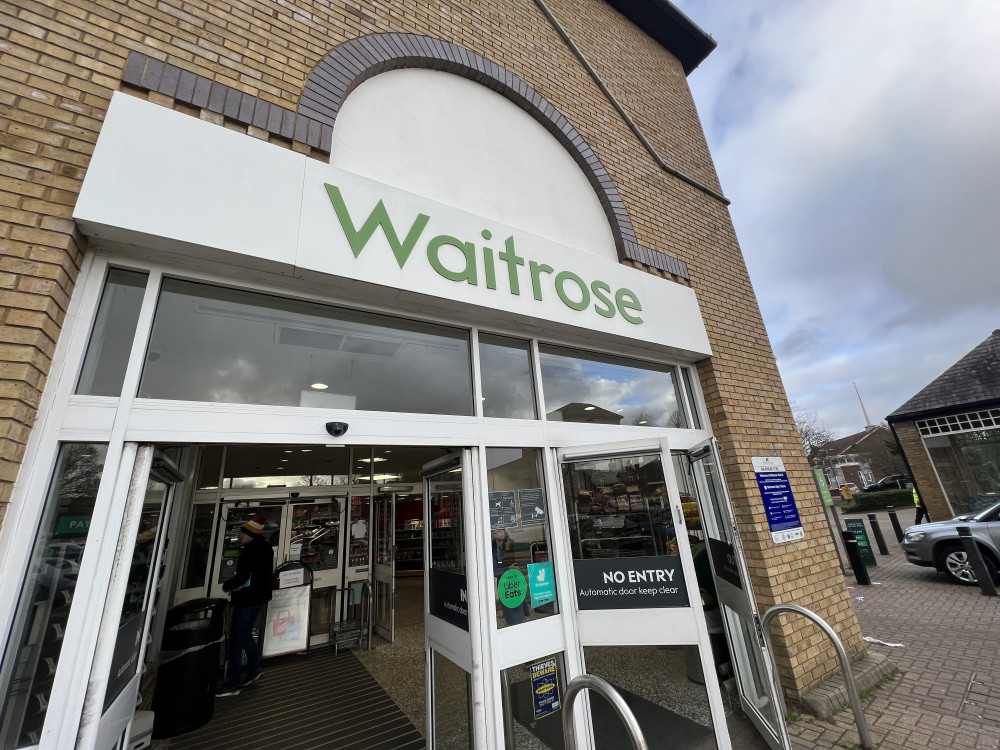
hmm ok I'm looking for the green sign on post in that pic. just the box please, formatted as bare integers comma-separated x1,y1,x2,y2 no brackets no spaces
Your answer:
844,518,877,567
814,469,834,507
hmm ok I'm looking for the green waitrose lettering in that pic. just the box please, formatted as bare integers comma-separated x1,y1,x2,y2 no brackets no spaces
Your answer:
325,183,643,324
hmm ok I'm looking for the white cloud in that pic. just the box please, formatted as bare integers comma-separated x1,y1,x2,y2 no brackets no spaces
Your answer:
674,0,1000,436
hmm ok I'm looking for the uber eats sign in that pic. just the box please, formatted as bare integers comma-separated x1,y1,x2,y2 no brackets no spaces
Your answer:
324,184,643,325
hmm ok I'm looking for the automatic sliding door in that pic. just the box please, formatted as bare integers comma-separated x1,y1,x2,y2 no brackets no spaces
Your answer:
423,451,484,750
373,493,395,642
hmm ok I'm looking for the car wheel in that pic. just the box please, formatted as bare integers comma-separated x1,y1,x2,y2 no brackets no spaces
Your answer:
938,544,999,586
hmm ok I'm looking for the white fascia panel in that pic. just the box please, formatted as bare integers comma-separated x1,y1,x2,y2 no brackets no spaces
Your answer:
73,92,302,276
74,93,711,358
297,160,711,357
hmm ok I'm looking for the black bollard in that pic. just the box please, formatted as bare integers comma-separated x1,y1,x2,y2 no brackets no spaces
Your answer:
957,527,998,596
867,513,890,555
842,531,871,586
886,506,904,543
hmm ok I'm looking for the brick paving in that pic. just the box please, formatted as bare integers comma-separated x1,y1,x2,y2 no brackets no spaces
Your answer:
772,508,1000,750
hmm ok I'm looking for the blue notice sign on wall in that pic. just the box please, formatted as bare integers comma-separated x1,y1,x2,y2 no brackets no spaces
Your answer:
752,456,805,544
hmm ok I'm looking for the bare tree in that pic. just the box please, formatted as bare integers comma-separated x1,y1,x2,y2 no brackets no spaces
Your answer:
791,402,836,461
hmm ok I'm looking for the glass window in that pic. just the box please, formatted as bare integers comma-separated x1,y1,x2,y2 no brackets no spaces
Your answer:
486,448,558,628
217,505,282,586
429,470,463,574
538,345,686,428
196,445,223,490
583,646,719,750
377,446,451,484
181,504,216,589
289,501,342,570
222,444,350,488
479,334,537,420
432,651,472,749
924,429,1000,514
500,653,566,749
347,494,370,568
76,268,147,396
0,443,108,748
139,278,474,416
563,454,677,559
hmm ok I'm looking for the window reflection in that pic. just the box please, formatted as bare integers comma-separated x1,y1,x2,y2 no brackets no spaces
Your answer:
538,345,686,428
140,279,474,416
487,448,557,629
221,444,350,488
76,268,147,397
479,334,537,420
0,443,107,747
563,455,677,559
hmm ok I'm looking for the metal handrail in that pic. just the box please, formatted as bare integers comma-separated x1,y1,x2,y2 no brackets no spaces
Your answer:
499,670,516,746
761,604,873,749
360,579,373,650
561,674,648,750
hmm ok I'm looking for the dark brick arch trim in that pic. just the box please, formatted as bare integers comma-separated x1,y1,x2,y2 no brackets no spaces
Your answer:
300,33,689,280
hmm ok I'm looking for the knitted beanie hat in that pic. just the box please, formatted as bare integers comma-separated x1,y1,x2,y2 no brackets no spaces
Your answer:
242,515,266,536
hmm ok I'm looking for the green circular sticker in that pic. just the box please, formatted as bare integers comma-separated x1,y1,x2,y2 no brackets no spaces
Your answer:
498,569,527,608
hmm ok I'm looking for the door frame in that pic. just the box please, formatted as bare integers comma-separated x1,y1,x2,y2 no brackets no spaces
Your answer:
372,492,395,642
422,449,491,750
87,446,184,750
688,438,791,750
555,436,733,750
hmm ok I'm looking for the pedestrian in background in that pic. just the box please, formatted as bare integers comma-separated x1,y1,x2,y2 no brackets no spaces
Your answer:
913,487,930,525
217,515,274,697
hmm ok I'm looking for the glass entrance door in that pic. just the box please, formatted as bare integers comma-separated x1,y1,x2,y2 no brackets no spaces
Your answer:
422,451,483,750
686,439,790,750
209,502,285,600
558,438,731,750
94,447,183,750
373,493,395,642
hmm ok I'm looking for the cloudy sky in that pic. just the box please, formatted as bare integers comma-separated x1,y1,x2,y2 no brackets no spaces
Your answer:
671,0,1000,437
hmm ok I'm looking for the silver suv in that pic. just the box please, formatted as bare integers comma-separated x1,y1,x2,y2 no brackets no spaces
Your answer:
901,500,1000,585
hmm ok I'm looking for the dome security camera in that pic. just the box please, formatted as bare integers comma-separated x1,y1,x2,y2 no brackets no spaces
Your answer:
325,421,349,437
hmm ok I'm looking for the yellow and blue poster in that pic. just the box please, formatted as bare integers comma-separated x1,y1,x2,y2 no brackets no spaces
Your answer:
530,657,561,719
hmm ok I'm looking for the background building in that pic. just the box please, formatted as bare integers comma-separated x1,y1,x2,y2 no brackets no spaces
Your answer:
888,329,1000,520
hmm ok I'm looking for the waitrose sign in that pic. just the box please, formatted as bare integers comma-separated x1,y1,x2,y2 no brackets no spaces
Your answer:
324,184,644,325
76,93,710,355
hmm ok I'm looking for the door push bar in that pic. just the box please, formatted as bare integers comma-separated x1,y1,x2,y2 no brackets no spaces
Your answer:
761,604,874,749
561,674,649,750
360,578,373,650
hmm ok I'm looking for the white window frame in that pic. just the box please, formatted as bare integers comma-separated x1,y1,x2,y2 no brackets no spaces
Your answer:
0,248,714,749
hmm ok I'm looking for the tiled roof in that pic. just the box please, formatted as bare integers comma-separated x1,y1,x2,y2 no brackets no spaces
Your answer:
888,329,1000,420
819,426,891,457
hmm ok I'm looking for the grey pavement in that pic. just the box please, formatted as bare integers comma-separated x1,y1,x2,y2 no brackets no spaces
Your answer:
731,507,1000,750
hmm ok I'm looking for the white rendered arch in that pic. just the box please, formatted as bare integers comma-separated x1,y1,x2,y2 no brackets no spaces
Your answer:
329,68,617,261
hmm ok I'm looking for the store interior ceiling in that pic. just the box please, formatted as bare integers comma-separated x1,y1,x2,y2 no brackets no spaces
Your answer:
205,444,453,488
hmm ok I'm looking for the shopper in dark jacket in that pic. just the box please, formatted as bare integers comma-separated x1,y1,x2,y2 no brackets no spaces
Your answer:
217,515,274,696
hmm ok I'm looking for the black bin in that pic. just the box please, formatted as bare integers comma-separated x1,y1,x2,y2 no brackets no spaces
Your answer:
152,598,227,738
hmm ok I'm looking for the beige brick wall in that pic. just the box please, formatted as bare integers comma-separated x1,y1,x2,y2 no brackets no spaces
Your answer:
894,420,951,521
0,0,863,696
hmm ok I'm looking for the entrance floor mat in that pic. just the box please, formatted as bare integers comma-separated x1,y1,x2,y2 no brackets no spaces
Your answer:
166,649,424,750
